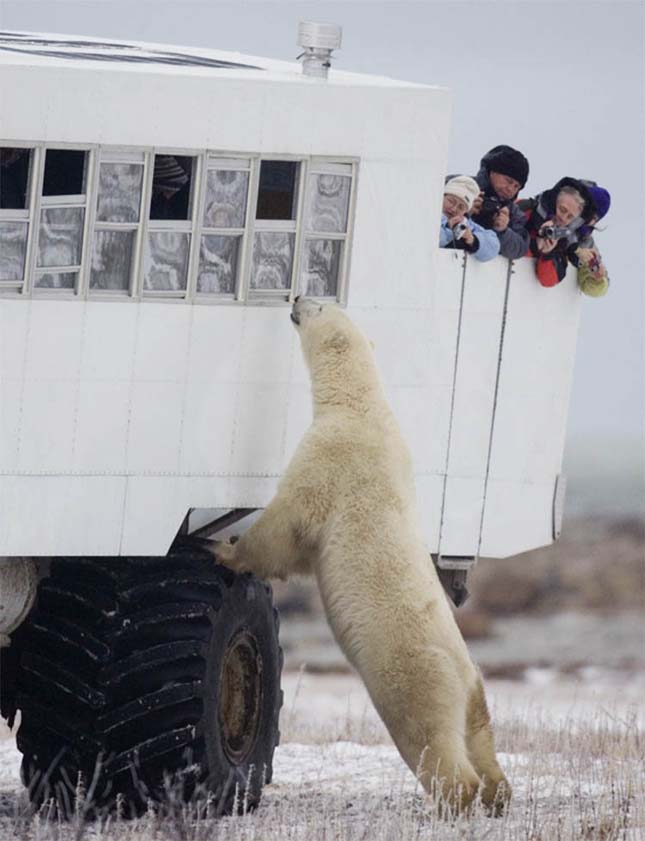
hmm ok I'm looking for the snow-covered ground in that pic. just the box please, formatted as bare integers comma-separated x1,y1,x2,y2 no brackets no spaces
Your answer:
0,669,643,839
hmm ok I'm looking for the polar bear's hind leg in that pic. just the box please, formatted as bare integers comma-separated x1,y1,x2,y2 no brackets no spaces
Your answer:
465,677,512,813
380,649,483,811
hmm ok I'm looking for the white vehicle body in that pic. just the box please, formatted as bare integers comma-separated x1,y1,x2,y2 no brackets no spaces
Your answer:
0,32,580,563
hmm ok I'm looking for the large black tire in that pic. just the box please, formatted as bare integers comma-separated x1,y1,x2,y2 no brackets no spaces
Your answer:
10,550,283,817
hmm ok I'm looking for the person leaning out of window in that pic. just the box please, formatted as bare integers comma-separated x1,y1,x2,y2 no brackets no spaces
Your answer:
467,144,530,260
439,176,500,262
518,177,609,296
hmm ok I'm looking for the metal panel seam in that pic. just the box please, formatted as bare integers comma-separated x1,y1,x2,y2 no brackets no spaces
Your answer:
69,300,88,464
176,304,196,475
120,302,142,549
476,259,512,558
437,253,466,554
14,299,32,469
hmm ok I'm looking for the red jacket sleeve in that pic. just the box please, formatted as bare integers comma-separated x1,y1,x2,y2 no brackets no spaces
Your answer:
535,256,561,287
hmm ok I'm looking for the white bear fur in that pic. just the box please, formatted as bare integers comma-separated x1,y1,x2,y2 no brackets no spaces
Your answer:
211,298,510,812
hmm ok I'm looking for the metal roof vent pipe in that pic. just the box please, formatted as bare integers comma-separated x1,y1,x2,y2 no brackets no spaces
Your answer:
297,21,342,79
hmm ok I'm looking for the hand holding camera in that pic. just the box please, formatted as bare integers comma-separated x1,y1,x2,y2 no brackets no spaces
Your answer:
472,193,503,227
449,219,474,245
493,206,510,232
537,219,561,254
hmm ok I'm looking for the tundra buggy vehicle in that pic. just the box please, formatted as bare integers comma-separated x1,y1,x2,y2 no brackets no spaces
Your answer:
0,24,580,814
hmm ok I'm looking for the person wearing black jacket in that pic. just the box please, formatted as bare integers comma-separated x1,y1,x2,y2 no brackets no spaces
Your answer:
467,145,531,260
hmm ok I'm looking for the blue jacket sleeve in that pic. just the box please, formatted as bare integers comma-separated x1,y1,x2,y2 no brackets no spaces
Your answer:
469,219,500,262
439,214,452,248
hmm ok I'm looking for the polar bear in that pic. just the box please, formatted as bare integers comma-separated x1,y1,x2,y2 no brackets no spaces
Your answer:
207,297,510,813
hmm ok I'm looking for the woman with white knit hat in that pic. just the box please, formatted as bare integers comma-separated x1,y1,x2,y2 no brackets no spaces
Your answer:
439,175,500,262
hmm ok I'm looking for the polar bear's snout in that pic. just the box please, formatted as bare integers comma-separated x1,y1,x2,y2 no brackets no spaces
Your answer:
291,297,323,327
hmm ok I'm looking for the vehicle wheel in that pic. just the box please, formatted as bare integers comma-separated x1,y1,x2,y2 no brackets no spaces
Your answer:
10,549,283,816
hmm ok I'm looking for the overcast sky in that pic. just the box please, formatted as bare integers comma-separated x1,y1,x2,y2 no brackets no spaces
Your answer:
1,0,642,503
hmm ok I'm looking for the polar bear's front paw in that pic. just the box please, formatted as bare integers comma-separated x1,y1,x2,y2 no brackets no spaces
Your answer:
213,538,235,562
211,539,246,573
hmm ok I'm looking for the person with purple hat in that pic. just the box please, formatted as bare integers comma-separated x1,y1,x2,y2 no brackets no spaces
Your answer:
518,176,610,297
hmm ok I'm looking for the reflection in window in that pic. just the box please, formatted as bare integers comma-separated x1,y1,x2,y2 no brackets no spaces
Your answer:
143,231,190,291
90,230,135,291
298,164,353,300
203,169,248,228
197,235,240,294
305,174,351,233
250,232,295,290
150,155,194,220
0,222,28,281
34,271,77,289
300,239,342,297
42,149,86,196
0,148,31,209
37,207,85,268
256,161,299,220
96,163,143,223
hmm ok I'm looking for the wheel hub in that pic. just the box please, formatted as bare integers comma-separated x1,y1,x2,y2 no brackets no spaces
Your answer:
219,630,262,764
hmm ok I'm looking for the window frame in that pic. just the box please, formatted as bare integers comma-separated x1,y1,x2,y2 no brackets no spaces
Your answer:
192,155,253,302
299,159,357,302
29,143,94,297
243,154,306,303
0,143,39,293
0,142,359,305
86,147,147,299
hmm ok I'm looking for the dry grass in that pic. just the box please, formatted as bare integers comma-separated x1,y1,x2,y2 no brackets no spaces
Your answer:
0,683,642,841
0,515,641,838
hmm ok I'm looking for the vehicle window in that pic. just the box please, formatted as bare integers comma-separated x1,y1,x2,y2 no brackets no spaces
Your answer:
34,149,89,291
256,161,299,220
144,154,196,293
0,147,33,287
42,149,86,196
197,159,250,296
90,157,144,292
149,155,194,221
299,164,353,298
250,161,300,293
0,147,31,209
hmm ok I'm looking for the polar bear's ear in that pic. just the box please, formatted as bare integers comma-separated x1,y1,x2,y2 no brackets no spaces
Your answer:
369,339,375,350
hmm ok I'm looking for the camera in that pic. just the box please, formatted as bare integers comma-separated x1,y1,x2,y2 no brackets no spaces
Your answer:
475,194,502,226
539,224,569,241
451,221,469,240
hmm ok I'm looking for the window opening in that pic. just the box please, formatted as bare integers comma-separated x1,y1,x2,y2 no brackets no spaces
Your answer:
0,147,31,209
256,161,299,220
150,154,193,221
42,149,86,196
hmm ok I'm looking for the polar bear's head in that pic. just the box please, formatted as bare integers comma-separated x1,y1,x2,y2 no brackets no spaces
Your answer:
290,297,384,412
